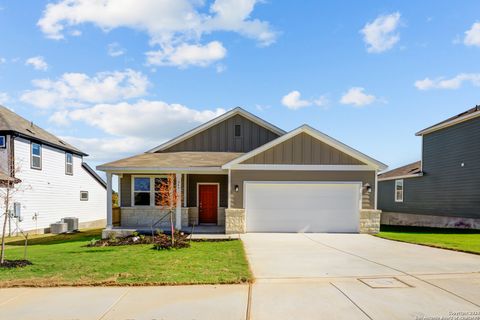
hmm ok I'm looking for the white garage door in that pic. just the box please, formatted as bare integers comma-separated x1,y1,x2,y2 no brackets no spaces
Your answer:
245,182,361,233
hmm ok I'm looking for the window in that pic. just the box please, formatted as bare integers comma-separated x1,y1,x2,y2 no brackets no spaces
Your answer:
0,136,5,148
31,142,42,170
395,179,404,202
235,124,241,137
65,153,73,175
133,177,151,206
80,191,88,201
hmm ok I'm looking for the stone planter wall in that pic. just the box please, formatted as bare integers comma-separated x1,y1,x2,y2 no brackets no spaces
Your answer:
359,209,381,234
225,208,246,234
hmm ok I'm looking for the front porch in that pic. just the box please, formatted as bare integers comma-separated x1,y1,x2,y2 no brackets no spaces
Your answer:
104,171,230,237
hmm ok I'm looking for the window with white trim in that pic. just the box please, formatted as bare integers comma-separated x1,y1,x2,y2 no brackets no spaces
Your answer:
65,152,73,175
395,179,404,202
133,177,151,206
31,142,42,170
80,191,88,201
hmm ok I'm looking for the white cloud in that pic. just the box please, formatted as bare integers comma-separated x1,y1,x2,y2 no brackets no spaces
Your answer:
21,69,149,109
60,136,154,162
50,100,226,160
37,0,276,68
281,90,328,110
25,56,48,71
58,100,225,139
281,91,311,110
0,92,10,105
340,87,376,107
464,22,480,47
361,12,401,53
107,42,125,57
0,57,6,64
415,73,480,90
146,41,226,67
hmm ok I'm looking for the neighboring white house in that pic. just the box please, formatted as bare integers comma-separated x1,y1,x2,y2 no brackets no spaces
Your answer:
0,106,106,234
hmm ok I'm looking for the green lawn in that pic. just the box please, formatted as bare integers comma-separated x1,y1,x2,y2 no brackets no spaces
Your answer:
376,225,480,254
0,229,252,287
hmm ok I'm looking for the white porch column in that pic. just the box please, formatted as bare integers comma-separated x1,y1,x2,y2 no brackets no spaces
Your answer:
106,172,113,228
175,173,182,230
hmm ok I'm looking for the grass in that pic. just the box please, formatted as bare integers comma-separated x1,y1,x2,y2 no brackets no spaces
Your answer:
0,229,252,287
376,225,480,254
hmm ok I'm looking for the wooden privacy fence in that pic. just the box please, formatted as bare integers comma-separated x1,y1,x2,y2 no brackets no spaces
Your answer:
112,207,121,227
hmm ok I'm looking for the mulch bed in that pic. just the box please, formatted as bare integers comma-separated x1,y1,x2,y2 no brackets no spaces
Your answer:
88,231,191,250
0,260,33,269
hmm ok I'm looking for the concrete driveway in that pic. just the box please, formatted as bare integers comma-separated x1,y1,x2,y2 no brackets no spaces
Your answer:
1,234,479,320
242,233,480,319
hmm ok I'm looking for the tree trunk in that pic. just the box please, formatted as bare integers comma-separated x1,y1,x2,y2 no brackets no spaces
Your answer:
0,189,9,264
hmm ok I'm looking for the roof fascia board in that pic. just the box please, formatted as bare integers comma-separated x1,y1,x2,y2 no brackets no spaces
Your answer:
97,166,227,174
378,173,423,182
416,111,480,136
229,164,375,171
223,125,387,170
146,107,286,153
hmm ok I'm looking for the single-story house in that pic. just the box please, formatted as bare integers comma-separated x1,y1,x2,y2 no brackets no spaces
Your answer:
97,107,387,236
378,106,480,229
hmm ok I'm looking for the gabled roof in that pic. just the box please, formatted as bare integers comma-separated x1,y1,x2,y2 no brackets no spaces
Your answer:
416,105,480,136
0,105,86,155
222,124,388,170
147,107,286,153
378,161,422,181
97,151,243,172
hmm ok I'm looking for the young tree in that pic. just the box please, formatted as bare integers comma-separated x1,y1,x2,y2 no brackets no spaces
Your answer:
157,174,179,246
0,155,24,265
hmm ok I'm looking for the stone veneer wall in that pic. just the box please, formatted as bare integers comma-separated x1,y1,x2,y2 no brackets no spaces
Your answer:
359,210,381,234
225,208,246,234
121,207,189,228
381,211,480,230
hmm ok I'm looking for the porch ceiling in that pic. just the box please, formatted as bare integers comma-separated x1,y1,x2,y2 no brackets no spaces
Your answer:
97,151,243,172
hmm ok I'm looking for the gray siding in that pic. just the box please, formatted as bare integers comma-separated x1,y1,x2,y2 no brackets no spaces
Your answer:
230,170,375,209
187,174,228,207
242,132,365,165
378,115,480,219
162,114,280,153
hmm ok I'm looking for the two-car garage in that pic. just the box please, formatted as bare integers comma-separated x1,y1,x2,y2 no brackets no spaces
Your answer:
244,182,361,233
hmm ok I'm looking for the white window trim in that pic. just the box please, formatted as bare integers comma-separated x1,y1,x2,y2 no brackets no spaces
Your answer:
0,136,5,148
31,142,42,170
196,182,220,208
395,179,404,203
131,175,169,207
80,191,89,201
65,152,73,175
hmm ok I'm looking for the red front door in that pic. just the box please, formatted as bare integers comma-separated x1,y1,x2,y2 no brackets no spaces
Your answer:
199,184,218,224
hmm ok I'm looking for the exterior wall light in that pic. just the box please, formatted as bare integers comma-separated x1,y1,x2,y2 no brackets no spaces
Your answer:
234,185,239,192
364,183,372,194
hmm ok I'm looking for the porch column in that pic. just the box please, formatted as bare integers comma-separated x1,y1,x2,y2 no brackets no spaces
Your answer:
175,173,182,230
106,172,113,228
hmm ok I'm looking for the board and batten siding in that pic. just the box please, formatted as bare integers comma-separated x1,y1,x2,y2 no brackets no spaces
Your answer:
378,115,480,219
241,132,365,165
230,170,375,210
161,114,280,153
1,137,106,233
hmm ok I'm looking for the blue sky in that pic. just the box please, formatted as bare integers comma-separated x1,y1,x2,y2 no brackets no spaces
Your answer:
1,0,480,173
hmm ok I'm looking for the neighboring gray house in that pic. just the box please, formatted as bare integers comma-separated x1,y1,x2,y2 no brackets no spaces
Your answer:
97,107,386,237
378,106,480,229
